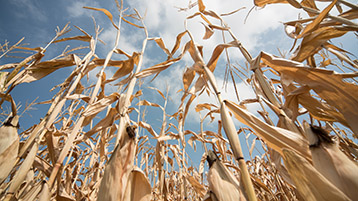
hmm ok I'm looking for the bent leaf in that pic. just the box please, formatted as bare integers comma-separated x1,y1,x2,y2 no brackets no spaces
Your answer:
262,52,358,137
83,6,119,30
225,99,310,160
283,149,351,201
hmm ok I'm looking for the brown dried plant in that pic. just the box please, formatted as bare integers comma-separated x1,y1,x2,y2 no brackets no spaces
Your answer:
0,0,357,200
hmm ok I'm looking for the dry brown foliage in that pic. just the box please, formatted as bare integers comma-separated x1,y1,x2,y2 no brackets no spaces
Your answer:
0,0,357,200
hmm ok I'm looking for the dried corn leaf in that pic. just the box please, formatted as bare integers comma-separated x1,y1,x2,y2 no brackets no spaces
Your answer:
135,57,181,78
138,121,158,137
282,148,351,201
114,48,132,58
198,0,206,12
298,0,338,37
301,0,318,17
170,31,187,56
137,100,161,108
339,9,358,20
254,0,289,7
195,103,217,112
147,86,166,100
291,27,347,62
121,17,144,29
152,38,171,56
283,83,348,126
252,55,280,107
5,52,44,86
34,156,52,177
261,52,358,136
201,22,214,40
8,142,38,195
20,181,42,201
83,6,119,30
54,35,91,43
83,92,120,117
0,72,8,92
12,54,75,86
183,68,195,91
186,174,206,197
225,99,310,159
105,55,140,83
84,107,118,138
325,46,358,69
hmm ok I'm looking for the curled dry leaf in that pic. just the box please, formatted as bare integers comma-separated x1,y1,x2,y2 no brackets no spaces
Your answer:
11,54,76,86
84,107,118,139
135,57,181,78
224,99,310,160
53,35,92,43
151,38,171,57
290,27,347,62
254,0,290,7
82,92,121,126
298,0,338,37
198,0,206,12
261,52,358,137
186,174,206,198
83,6,119,30
201,22,214,40
283,83,348,126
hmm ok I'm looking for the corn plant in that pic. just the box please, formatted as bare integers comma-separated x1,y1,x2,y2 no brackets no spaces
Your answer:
0,0,357,200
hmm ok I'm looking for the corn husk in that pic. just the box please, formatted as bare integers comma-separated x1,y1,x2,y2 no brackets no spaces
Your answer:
304,122,358,200
282,148,351,201
122,167,152,201
0,115,19,183
206,150,247,201
97,126,138,201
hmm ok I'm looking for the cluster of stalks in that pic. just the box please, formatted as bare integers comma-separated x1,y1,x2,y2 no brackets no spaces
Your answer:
0,0,357,200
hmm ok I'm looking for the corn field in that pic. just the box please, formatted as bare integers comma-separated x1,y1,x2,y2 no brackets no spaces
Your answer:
0,0,358,200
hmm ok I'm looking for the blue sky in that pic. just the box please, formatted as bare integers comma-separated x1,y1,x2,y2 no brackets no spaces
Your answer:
1,0,357,166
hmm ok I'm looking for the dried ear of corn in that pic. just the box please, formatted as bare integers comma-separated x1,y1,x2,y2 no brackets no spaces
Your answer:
282,148,351,201
97,125,137,201
0,115,19,183
206,150,247,201
304,122,358,200
38,181,50,201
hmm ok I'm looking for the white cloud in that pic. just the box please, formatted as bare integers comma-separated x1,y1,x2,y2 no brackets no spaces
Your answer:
126,0,304,62
66,0,100,18
68,0,306,126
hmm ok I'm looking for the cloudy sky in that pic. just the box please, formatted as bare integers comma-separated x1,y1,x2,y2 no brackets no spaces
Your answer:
1,0,357,160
